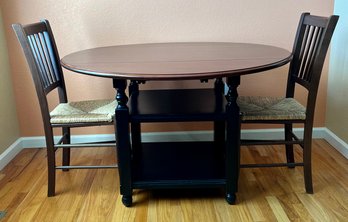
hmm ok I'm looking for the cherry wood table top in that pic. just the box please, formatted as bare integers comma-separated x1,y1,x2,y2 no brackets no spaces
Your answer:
61,42,292,80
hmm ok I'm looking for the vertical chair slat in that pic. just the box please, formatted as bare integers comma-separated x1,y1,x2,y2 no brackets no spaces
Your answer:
295,25,309,79
28,30,62,90
299,25,314,79
28,35,49,88
300,25,315,81
43,31,60,82
303,27,323,82
39,32,57,84
303,26,318,80
34,33,53,85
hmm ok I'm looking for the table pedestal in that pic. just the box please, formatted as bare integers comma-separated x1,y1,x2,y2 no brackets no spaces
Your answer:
113,78,240,207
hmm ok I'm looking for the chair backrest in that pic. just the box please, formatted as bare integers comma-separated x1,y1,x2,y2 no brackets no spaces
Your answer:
286,13,339,105
13,20,68,125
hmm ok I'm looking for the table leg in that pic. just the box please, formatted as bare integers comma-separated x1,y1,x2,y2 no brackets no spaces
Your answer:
225,76,241,204
214,78,225,160
113,79,133,207
128,81,142,164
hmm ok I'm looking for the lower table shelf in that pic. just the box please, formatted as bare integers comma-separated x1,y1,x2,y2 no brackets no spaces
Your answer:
132,141,227,189
118,85,239,206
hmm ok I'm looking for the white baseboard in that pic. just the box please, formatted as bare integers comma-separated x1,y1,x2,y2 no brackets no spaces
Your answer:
1,127,347,171
322,128,348,159
0,139,23,170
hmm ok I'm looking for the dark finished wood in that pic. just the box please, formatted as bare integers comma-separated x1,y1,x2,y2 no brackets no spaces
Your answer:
12,20,117,198
129,89,227,122
61,42,292,80
133,142,225,182
225,76,241,204
61,41,293,207
126,81,239,205
113,79,132,205
239,13,339,194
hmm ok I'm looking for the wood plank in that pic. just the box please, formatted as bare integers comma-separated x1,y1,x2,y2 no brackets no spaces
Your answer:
266,196,291,222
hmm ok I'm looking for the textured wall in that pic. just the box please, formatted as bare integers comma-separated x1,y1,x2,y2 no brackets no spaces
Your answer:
0,9,20,155
0,0,334,136
326,0,348,143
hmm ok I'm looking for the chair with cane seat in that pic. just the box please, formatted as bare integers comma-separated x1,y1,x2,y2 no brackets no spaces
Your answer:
12,19,117,196
237,12,339,193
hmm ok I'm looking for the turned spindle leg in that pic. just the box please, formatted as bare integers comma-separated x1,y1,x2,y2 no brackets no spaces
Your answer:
113,79,133,207
225,76,241,205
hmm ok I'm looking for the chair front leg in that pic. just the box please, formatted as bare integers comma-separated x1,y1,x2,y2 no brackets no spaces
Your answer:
285,123,295,168
46,129,56,197
62,127,71,171
303,124,314,194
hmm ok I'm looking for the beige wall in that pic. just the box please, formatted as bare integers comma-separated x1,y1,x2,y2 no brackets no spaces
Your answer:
0,9,20,155
0,0,334,136
326,0,348,143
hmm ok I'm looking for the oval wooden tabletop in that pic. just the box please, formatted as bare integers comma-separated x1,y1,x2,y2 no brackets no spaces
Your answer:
61,42,292,80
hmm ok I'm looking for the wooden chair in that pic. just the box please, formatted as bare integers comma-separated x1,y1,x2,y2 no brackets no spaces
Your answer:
237,13,339,193
12,20,117,196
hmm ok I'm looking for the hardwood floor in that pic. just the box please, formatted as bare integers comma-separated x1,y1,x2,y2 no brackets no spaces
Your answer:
0,139,347,221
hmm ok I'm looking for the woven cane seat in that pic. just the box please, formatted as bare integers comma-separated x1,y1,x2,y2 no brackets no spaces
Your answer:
237,96,306,121
50,99,116,124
